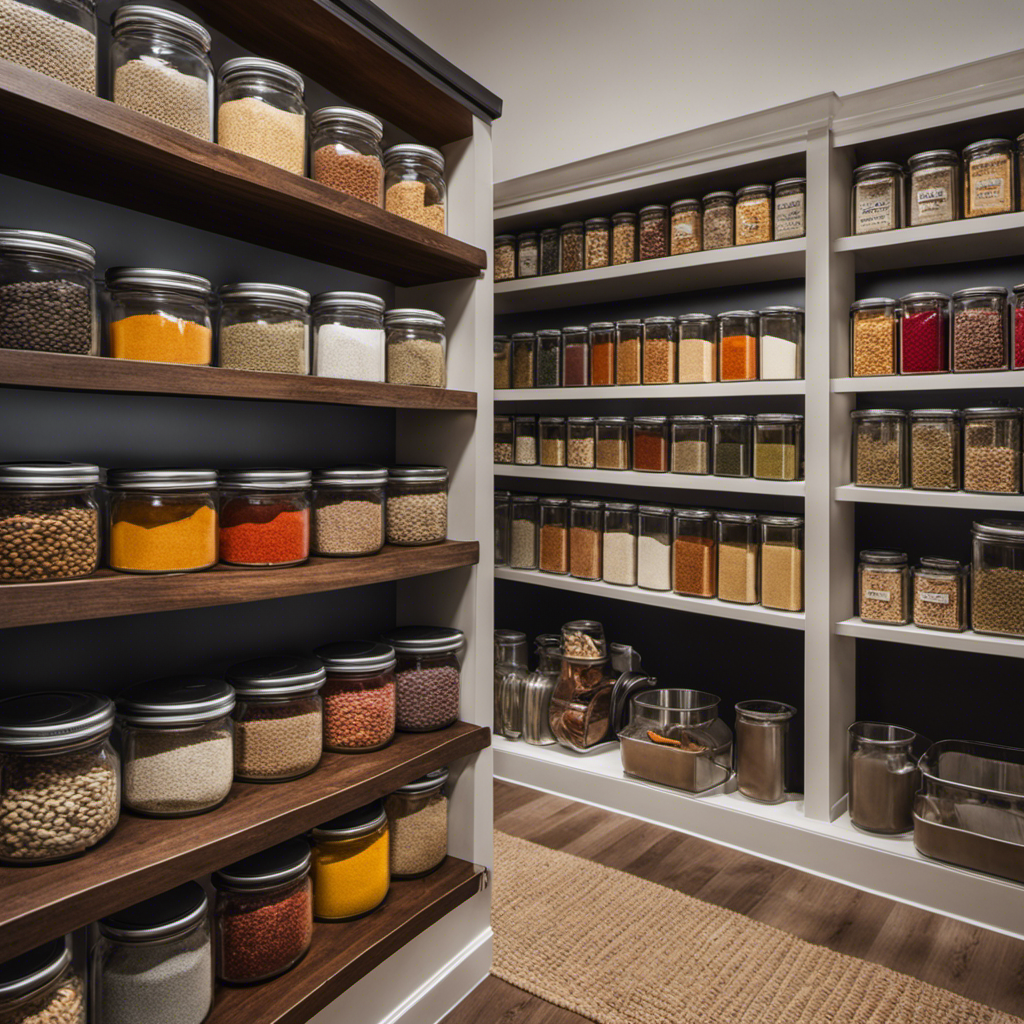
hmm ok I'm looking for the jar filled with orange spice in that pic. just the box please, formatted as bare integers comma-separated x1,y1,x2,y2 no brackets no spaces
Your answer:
718,310,758,381
589,322,615,385
218,469,311,568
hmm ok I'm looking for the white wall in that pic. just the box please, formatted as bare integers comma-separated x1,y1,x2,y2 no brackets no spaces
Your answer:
377,0,1020,183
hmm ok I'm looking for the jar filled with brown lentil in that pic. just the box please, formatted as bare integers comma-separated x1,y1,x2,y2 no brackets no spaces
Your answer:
539,416,567,466
560,222,584,273
562,325,589,386
952,286,1008,372
540,228,560,275
509,495,539,570
386,465,449,545
0,936,84,1024
773,177,806,239
615,319,643,384
642,316,677,384
569,499,603,580
963,138,1016,219
539,496,569,575
316,641,396,754
385,308,446,387
677,312,717,382
611,212,636,264
735,184,773,245
589,321,615,385
309,106,384,205
850,297,897,377
851,409,908,488
670,198,701,254
312,466,387,557
907,150,959,226
972,519,1024,636
716,512,759,605
494,335,511,389
632,415,669,473
536,328,562,387
517,231,539,278
670,415,711,475
702,191,735,249
859,550,909,624
384,144,447,233
495,491,510,566
584,218,610,269
912,558,968,632
760,515,803,612
567,416,597,468
909,409,960,491
513,415,538,465
753,413,803,481
494,235,515,282
511,331,537,388
851,162,903,234
963,407,1021,494
596,416,630,470
674,508,716,598
713,414,753,478
2,0,97,93
638,205,669,260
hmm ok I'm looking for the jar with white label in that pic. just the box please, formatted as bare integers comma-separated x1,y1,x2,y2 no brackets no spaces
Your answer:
517,232,539,278
669,199,701,254
852,162,903,234
773,178,805,239
912,558,968,632
735,184,772,245
907,150,959,226
859,550,909,624
963,138,1016,218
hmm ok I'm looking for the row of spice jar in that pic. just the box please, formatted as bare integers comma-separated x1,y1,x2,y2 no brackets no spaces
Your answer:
851,138,1024,234
495,307,805,389
495,495,804,611
494,178,806,281
849,286,1024,376
495,413,804,482
0,463,451,583
852,407,1024,493
0,781,451,1023
1,1,448,229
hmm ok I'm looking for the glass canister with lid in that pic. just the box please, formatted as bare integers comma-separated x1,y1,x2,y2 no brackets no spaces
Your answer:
906,150,959,225
311,802,389,920
218,468,311,568
110,4,213,139
952,286,1009,372
494,490,510,566
116,677,235,817
851,162,903,233
535,328,562,387
670,415,711,475
0,692,119,863
913,557,968,632
584,218,610,269
673,509,716,599
0,936,84,1024
517,231,539,277
386,465,448,545
702,191,735,249
859,550,909,624
385,768,449,878
539,416,567,466
560,222,584,273
540,227,560,275
716,511,759,605
218,282,310,374
899,291,949,374
760,515,803,612
753,413,803,481
561,326,589,386
312,465,387,557
670,198,702,254
848,723,922,835
643,316,677,384
963,138,1016,218
310,105,384,205
510,331,536,389
227,655,324,782
773,177,806,239
513,415,538,466
2,0,96,92
972,519,1024,636
569,499,603,580
589,321,615,386
567,416,596,468
632,415,669,473
850,297,897,377
611,212,637,264
385,308,447,387
735,700,797,803
759,306,803,380
548,620,616,751
595,415,630,470
509,494,539,569
538,496,569,575
963,407,1021,494
637,504,672,591
383,626,465,732
602,501,637,586
676,312,716,383
311,291,385,381
851,409,907,488
316,641,396,753
638,205,669,260
712,414,752,477
494,235,515,282
615,319,642,384
735,184,773,245
493,334,511,388
384,144,447,233
217,57,306,175
718,310,758,381
909,409,960,491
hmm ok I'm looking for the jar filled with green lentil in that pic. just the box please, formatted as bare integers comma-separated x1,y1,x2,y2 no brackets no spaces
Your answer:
753,413,803,481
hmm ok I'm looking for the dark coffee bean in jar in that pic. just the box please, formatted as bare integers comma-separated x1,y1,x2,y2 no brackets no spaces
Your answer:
383,626,464,732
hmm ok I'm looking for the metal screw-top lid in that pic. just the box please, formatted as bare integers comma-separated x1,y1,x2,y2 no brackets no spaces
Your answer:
917,556,963,573
569,498,602,509
716,511,758,524
106,267,212,297
583,217,609,227
603,501,637,512
540,226,559,236
562,325,587,335
517,230,538,240
218,282,311,308
213,838,311,890
909,408,959,418
536,328,561,338
774,177,806,188
853,161,902,176
495,234,516,243
851,408,905,419
907,149,958,167
393,767,448,795
962,407,1020,419
382,626,465,655
111,5,211,50
972,519,1024,541
99,882,207,941
616,318,642,326
384,308,445,329
383,144,444,170
899,291,950,304
226,655,326,698
952,285,1009,300
963,138,1013,157
643,316,675,325
597,415,630,424
313,465,388,488
702,190,734,202
0,462,100,489
713,413,752,423
736,184,772,198
495,629,526,644
560,221,583,230
0,937,71,1000
735,699,796,721
106,468,217,490
538,496,568,506
311,291,385,315
510,331,535,340
851,297,897,310
860,549,908,565
218,468,312,490
511,494,538,504
315,641,396,674
674,508,714,520
633,414,667,425
0,228,95,268
588,321,615,330
670,414,709,424
538,415,565,424
670,198,700,211
638,503,673,516
638,204,668,215
677,312,715,322
612,211,636,221
219,56,304,94
0,693,114,752
312,799,387,840
760,305,804,316
567,415,595,424
387,464,448,482
717,309,757,319
309,105,383,140
759,514,804,527
116,677,235,727
754,413,803,423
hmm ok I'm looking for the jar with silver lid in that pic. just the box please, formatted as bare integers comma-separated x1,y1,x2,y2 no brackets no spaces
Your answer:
494,333,511,388
676,312,716,382
906,150,959,225
851,409,908,488
218,282,310,374
517,231,539,277
963,138,1016,218
963,407,1021,494
912,557,968,632
899,291,949,374
316,641,396,753
110,5,214,139
611,212,637,264
716,511,759,604
759,305,803,380
670,198,701,254
759,515,803,612
850,297,897,377
217,57,306,175
513,415,538,466
384,144,447,233
952,286,1009,372
311,290,385,381
735,184,772,245
851,162,903,234
4,0,96,93
637,504,672,591
670,415,711,474
218,468,311,568
312,465,387,557
713,414,752,477
386,465,448,545
382,626,465,732
0,692,119,863
509,494,539,569
643,315,676,384
309,105,384,205
638,205,669,260
494,234,515,282
702,191,735,249
595,415,629,470
602,501,638,586
972,519,1024,636
385,308,446,387
859,550,909,624
0,936,83,1024
385,768,449,878
753,413,803,481
538,497,569,574
773,177,806,239
909,409,960,491
511,331,537,388
584,218,610,269
116,677,235,817
536,328,561,387
560,221,584,273
540,227,560,275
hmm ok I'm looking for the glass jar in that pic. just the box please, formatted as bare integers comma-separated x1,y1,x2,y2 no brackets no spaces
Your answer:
702,191,735,249
494,490,510,567
851,162,903,234
2,0,96,91
316,641,396,753
759,305,804,380
517,231,539,278
562,325,589,386
848,723,921,834
538,496,569,575
615,319,643,384
718,310,758,381
218,282,310,375
643,316,676,384
311,803,389,919
569,499,602,580
107,468,217,573
907,150,959,226
589,321,615,385
213,840,312,981
383,626,464,732
106,267,213,364
311,465,387,557
386,465,448,545
716,512,759,605
116,677,234,817
540,228,560,276
385,768,449,878
611,212,637,264
735,184,772,245
773,177,806,239
0,692,118,863
0,937,83,1024
712,414,752,478
850,297,897,376
0,228,98,355
493,334,511,389
735,700,797,803
310,106,384,205
493,414,513,465
963,138,1016,218
638,205,669,260
312,291,385,381
0,462,100,582
227,655,324,781
494,235,515,282
535,328,562,387
509,494,539,570
676,312,717,383
963,407,1021,494
494,629,528,738
218,468,311,568
384,144,447,233
673,509,716,599
909,409,960,491
670,415,711,475
93,882,213,1023
511,331,536,389
560,222,584,273
539,416,567,467
111,5,213,139
760,515,803,612
633,415,669,473
898,291,949,374
567,416,596,468
859,550,909,624
670,198,701,254
385,308,446,387
913,557,968,632
753,413,803,481
952,286,1009,372
851,409,907,488
584,217,610,269
596,415,630,470
513,415,538,466
603,501,637,586
972,519,1024,636
217,57,306,175
1015,283,1024,369
637,504,672,591
549,620,616,751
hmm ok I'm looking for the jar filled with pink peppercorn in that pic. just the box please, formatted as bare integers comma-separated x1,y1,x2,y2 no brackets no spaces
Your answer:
899,292,949,374
382,627,464,732
1014,284,1024,369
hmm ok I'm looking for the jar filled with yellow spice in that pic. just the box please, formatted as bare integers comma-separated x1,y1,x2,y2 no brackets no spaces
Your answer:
310,800,390,920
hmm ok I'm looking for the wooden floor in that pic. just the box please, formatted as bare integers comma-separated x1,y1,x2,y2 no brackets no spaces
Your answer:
442,780,1024,1024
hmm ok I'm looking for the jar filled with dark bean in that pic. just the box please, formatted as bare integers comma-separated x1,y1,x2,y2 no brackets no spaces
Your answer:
638,205,669,260
495,491,510,566
907,150,959,226
643,316,676,384
383,627,465,732
963,138,1016,218
562,326,589,386
494,235,515,282
539,228,560,275
713,415,752,477
670,198,701,254
584,218,610,269
494,415,513,465
536,328,562,387
512,331,537,388
516,231,539,278
963,407,1021,494
539,416,567,467
703,191,735,249
596,416,630,470
851,409,908,488
589,321,615,385
773,177,806,239
567,416,596,468
735,184,772,245
560,222,584,273
852,162,903,234
494,335,511,389
615,319,643,384
972,519,1024,636
611,212,636,265
509,495,539,569
671,415,711,475
909,409,960,491
952,286,1008,372
753,413,803,481
513,415,538,466
913,557,968,632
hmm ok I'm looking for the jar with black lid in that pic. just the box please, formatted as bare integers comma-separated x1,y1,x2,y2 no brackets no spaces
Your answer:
584,217,610,269
511,331,537,388
316,641,397,753
907,150,959,225
560,222,584,273
218,283,311,375
382,626,465,732
735,184,772,245
702,191,735,249
536,328,562,387
539,227,560,275
670,198,701,254
638,205,669,260
859,550,909,624
0,936,83,1024
611,212,637,264
309,105,384,205
713,414,753,477
517,231,539,278
494,235,515,282
851,162,903,234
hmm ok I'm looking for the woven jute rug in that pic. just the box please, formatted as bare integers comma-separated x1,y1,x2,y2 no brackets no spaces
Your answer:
492,831,1022,1024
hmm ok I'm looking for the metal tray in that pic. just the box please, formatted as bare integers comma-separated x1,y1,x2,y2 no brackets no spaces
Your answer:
620,735,732,794
913,810,1024,885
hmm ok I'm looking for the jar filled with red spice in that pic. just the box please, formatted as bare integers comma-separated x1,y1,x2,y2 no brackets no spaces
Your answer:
718,310,758,381
589,322,615,385
213,838,313,984
1014,284,1024,369
316,641,396,753
632,416,669,473
673,508,716,598
218,469,311,568
562,326,589,386
899,292,949,374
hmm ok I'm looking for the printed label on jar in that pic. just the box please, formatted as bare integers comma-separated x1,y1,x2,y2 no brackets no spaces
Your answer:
971,156,1007,206
919,591,951,605
916,186,948,211
855,193,895,232
674,222,694,236
864,588,891,602
775,195,804,232
741,220,760,233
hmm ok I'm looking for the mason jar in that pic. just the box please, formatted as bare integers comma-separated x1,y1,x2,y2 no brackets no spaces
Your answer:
677,312,717,383
386,465,448,545
311,291,385,381
567,416,596,468
0,936,83,1024
382,626,465,732
906,150,959,226
673,508,716,599
310,804,389,919
759,306,803,380
637,504,672,591
963,138,1016,218
385,308,447,387
615,319,643,384
494,414,513,465
850,297,898,377
511,331,537,389
716,511,759,605
899,291,949,374
760,514,804,612
494,490,510,566
562,325,589,386
735,184,773,245
713,414,753,477
538,496,569,575
517,231,539,277
569,499,603,580
702,191,735,249
317,641,396,753
385,768,449,878
584,217,610,269
110,5,213,139
602,501,637,586
611,212,637,264
952,286,1009,372
310,106,384,205
963,407,1021,494
513,415,538,466
494,234,515,282
718,310,758,381
972,519,1024,636
509,494,539,570
670,198,702,254
0,462,100,583
909,409,960,491
106,267,213,364
859,550,910,624
218,468,311,568
851,162,903,234
217,57,306,175
218,282,310,374
638,205,669,260
3,0,96,93
753,413,803,481
588,321,615,386
493,334,512,388
559,221,584,273
535,328,561,387
539,416,567,467
116,677,235,817
0,692,119,863
632,415,669,473
670,415,711,475
913,557,969,633
595,415,630,470
311,465,387,557
851,409,908,488
384,144,447,233
540,227,560,275
643,316,676,384
773,177,806,239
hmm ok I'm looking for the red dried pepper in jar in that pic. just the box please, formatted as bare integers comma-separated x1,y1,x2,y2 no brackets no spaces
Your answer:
218,469,311,567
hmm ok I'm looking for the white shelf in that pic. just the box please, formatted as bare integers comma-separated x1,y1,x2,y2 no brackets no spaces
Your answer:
495,464,806,497
496,380,806,401
833,371,1024,393
494,737,1024,939
836,616,1024,659
835,484,1024,511
494,238,806,313
494,566,806,630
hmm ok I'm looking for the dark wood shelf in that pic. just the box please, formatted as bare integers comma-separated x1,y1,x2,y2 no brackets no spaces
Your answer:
207,857,486,1024
0,541,480,629
0,350,477,410
0,60,487,287
0,723,490,952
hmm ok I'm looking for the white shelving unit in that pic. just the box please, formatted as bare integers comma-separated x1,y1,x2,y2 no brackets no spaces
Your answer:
495,380,805,400
836,617,1024,659
833,370,1024,392
835,484,1024,511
